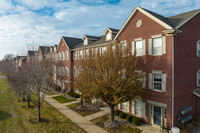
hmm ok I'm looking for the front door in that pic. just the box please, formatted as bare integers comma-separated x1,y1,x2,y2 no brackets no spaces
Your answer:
154,106,161,126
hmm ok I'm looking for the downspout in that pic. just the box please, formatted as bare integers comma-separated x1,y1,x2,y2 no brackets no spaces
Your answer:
172,35,174,127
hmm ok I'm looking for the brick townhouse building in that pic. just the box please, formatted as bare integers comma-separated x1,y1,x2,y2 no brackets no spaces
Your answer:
13,56,27,71
27,51,37,62
55,6,200,129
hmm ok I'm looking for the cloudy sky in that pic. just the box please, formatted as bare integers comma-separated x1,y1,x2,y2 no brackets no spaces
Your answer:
0,0,199,60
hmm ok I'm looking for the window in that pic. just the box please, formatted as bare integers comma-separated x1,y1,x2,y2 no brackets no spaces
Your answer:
135,40,143,56
79,50,83,59
93,48,98,58
101,47,107,55
112,45,115,52
153,74,162,91
84,39,88,46
197,41,200,57
73,67,77,77
62,52,64,60
73,51,77,60
132,98,145,118
106,33,112,41
78,66,82,75
65,51,68,60
152,37,162,55
65,67,69,76
197,70,200,86
58,53,60,60
121,101,129,112
121,41,127,51
85,49,89,59
135,100,143,117
62,67,64,76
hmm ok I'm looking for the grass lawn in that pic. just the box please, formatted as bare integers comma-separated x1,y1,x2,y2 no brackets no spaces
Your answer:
46,91,56,96
0,71,4,76
91,115,142,133
0,79,86,133
67,103,101,117
52,95,74,103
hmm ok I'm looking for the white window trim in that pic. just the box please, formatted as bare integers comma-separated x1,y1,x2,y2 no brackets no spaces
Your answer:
66,51,68,60
73,51,77,60
197,70,200,86
106,32,112,41
135,40,143,57
65,67,69,76
197,41,200,57
150,70,166,92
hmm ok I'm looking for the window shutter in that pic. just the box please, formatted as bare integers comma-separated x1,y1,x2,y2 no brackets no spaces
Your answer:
162,36,166,54
132,41,135,55
132,100,135,114
142,39,146,55
143,73,146,88
142,103,146,118
148,39,152,55
127,101,129,113
149,73,152,90
162,74,166,92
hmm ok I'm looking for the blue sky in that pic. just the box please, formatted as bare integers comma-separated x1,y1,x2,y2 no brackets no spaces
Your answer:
0,0,199,60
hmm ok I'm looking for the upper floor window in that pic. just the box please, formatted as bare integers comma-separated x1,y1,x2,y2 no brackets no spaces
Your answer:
66,51,68,60
58,53,60,60
149,71,166,92
197,41,200,57
135,40,143,56
73,51,77,60
79,50,83,60
106,33,112,41
101,47,107,55
149,35,166,56
65,67,69,76
93,48,98,58
62,67,64,76
197,70,200,86
73,67,77,77
62,52,64,60
84,39,88,46
85,49,89,59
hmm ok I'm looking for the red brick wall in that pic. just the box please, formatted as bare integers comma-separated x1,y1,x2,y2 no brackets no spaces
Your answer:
174,13,200,125
195,96,200,117
117,11,173,128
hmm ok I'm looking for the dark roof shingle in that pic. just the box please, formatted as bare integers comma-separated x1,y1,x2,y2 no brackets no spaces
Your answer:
62,36,82,49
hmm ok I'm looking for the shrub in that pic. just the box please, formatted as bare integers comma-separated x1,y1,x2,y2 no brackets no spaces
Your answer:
126,114,133,123
55,85,61,92
196,117,200,122
132,117,142,126
67,91,80,98
114,110,121,116
119,112,126,119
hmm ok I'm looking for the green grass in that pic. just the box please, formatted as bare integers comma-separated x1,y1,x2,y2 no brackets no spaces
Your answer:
67,103,100,117
52,95,74,103
0,79,86,133
0,72,4,76
91,115,142,133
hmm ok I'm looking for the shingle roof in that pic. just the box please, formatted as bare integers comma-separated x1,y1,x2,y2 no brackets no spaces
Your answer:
39,46,50,55
62,36,82,49
28,51,37,57
85,35,100,40
141,7,200,29
16,56,26,59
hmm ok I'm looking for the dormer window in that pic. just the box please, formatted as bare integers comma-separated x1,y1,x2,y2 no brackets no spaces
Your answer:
106,33,112,41
84,38,88,46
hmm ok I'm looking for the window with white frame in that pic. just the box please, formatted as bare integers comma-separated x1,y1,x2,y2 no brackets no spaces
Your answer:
93,48,98,58
153,73,162,91
66,51,68,60
135,100,143,117
62,52,64,60
58,52,60,60
152,37,162,55
62,67,64,76
132,98,145,118
73,51,77,60
85,49,89,59
106,33,112,41
135,40,143,56
65,67,69,76
149,71,166,92
197,41,200,57
197,70,200,86
79,50,83,59
120,101,129,112
101,47,107,55
73,67,77,77
112,45,115,52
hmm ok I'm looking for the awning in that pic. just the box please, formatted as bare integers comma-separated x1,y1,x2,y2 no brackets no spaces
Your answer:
194,89,200,98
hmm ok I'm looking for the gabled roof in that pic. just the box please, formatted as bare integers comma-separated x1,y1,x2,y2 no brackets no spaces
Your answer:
16,56,27,60
104,27,119,34
83,35,100,40
38,46,50,55
115,6,200,39
62,36,82,49
28,51,37,57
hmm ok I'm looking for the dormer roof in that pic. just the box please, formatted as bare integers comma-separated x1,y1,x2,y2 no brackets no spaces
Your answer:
83,35,100,41
104,27,119,34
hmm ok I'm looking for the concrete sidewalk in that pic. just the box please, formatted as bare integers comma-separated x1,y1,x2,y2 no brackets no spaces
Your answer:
44,96,108,133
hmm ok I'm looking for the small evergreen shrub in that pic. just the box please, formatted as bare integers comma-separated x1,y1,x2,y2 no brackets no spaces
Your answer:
126,114,133,123
132,117,142,126
114,110,121,116
67,91,80,98
119,112,126,119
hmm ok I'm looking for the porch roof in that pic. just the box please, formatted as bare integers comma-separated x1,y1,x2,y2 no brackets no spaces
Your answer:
194,89,200,97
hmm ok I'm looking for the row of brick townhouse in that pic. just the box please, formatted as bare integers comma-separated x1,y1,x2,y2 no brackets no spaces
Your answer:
16,6,200,130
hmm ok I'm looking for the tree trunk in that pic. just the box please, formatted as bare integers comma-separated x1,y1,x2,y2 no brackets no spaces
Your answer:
23,91,26,101
37,94,41,122
110,105,115,122
80,94,84,107
27,96,30,108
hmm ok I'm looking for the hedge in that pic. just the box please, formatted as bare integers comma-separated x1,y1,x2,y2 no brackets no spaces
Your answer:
67,91,80,98
119,112,126,119
132,117,142,126
114,110,120,116
126,114,133,123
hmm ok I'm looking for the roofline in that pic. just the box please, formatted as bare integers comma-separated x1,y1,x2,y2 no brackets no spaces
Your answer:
71,40,116,51
83,35,99,41
175,10,200,29
57,36,70,51
194,89,200,97
114,6,173,40
104,27,118,35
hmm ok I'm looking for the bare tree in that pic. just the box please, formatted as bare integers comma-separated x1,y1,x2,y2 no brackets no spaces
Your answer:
75,43,146,125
